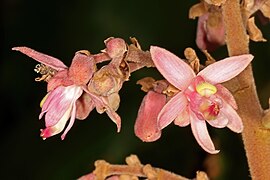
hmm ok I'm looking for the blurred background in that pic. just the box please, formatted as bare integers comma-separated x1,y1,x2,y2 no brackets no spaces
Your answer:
1,0,269,179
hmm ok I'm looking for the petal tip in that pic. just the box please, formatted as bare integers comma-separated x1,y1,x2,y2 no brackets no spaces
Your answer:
208,149,220,154
117,126,121,133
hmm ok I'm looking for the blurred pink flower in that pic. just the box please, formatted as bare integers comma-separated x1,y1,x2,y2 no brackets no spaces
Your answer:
150,46,253,154
196,12,225,51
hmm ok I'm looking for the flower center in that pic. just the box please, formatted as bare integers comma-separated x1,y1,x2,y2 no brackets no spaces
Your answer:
186,77,222,121
199,98,221,120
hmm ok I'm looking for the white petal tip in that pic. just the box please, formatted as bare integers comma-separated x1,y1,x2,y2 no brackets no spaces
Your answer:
207,149,220,154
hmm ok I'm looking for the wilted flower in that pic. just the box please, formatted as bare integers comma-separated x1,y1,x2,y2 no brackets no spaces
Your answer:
189,3,225,51
150,46,253,153
13,47,97,139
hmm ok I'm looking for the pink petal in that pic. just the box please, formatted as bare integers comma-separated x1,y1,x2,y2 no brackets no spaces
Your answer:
44,96,71,126
196,13,224,52
76,93,95,120
101,95,121,133
206,112,228,128
174,106,190,127
150,46,195,90
12,46,67,71
39,86,66,120
158,92,188,129
42,86,83,127
196,14,208,50
135,91,165,142
103,37,127,58
78,173,96,180
221,101,243,133
198,54,253,84
40,105,73,139
106,108,121,133
190,112,219,154
68,52,96,85
82,86,122,132
61,102,77,140
216,84,237,109
47,69,73,92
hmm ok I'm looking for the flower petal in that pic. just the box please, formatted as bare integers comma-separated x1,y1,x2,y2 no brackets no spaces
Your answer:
68,51,96,85
39,86,66,120
83,86,122,132
196,13,225,51
190,112,219,154
158,92,188,129
12,46,67,71
174,106,190,127
150,46,195,90
221,101,243,133
207,112,228,128
198,54,253,84
47,69,73,92
135,91,165,142
40,105,72,139
106,107,121,133
61,102,77,140
216,84,237,109
42,86,83,127
76,93,95,120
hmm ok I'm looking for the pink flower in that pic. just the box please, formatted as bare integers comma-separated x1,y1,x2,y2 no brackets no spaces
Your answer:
134,90,166,142
150,46,253,154
12,47,121,140
196,12,225,51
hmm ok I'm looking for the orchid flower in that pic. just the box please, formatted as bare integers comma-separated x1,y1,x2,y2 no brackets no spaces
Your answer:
12,47,121,140
150,46,253,154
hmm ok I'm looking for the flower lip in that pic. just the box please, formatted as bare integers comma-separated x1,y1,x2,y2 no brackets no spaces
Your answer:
196,81,217,97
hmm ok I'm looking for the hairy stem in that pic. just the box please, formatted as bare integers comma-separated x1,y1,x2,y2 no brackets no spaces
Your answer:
79,155,208,180
222,0,270,179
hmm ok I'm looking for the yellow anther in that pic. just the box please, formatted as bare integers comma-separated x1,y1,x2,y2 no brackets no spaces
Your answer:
196,82,217,97
40,93,49,108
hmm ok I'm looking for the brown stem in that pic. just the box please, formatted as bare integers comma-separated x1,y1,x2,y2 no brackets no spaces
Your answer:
79,155,208,180
222,0,249,55
262,108,270,128
222,0,270,179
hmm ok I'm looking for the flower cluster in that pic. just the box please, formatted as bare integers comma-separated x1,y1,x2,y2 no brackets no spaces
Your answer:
13,37,153,140
13,37,253,153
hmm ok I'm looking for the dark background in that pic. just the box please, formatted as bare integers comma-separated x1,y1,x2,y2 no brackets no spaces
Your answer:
1,0,269,179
